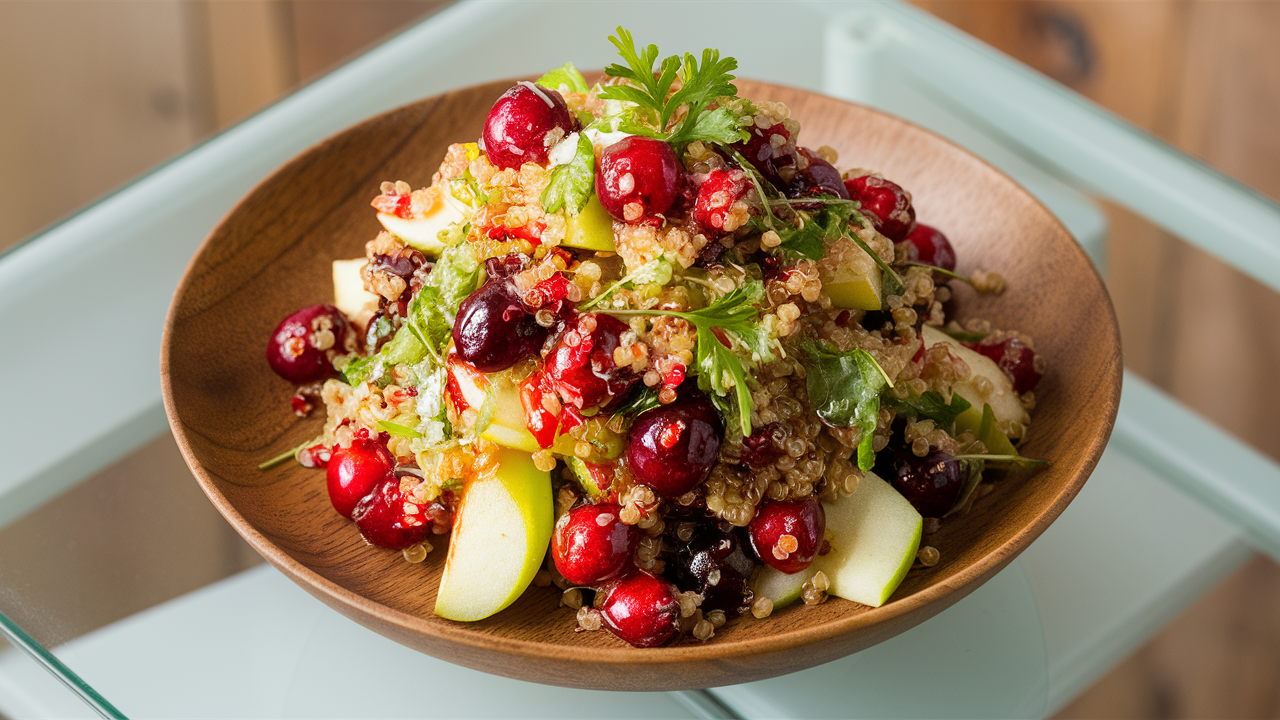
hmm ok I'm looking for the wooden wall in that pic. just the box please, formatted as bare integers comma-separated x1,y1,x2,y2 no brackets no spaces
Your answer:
1,2,1277,715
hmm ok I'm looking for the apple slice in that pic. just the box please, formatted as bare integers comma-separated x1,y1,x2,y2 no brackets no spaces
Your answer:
376,184,469,256
434,447,553,621
560,194,617,252
445,354,541,453
819,237,882,311
920,325,1028,434
752,565,814,609
812,470,922,608
332,258,378,329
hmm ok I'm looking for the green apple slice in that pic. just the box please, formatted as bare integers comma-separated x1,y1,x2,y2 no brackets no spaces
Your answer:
445,355,541,453
331,258,377,324
434,447,553,621
920,325,1027,433
561,193,616,252
813,470,922,607
376,184,468,256
752,565,815,609
819,239,882,310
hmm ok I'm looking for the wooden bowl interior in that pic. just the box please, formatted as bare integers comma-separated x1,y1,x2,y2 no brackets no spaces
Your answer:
162,79,1121,690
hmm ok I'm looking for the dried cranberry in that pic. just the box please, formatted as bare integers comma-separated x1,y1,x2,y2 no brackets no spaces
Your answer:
891,450,966,518
739,424,784,469
352,475,436,549
901,223,957,272
482,83,575,170
326,438,395,519
969,337,1042,394
600,571,680,648
665,522,755,613
595,136,682,221
785,147,851,205
545,313,639,410
626,394,722,497
452,269,547,373
692,168,748,234
266,304,349,385
552,503,638,586
844,175,917,241
747,498,825,574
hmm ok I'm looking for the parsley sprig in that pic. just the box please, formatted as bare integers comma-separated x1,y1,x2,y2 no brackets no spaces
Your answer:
601,28,747,146
601,280,775,434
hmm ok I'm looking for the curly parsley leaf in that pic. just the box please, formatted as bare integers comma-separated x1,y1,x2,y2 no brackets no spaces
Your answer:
601,27,745,146
802,341,890,472
695,324,754,435
541,132,595,215
883,389,972,431
536,62,589,94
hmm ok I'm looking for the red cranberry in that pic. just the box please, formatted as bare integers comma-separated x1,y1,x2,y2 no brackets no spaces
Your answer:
739,424,783,469
626,394,722,497
692,168,748,234
545,313,639,410
969,337,1043,394
482,83,575,170
731,122,791,185
552,503,638,586
844,175,917,241
891,450,966,518
785,147,851,205
352,475,435,549
748,499,826,574
665,521,756,612
901,223,957,272
595,136,682,221
266,304,349,384
452,262,547,372
600,571,680,648
326,438,394,519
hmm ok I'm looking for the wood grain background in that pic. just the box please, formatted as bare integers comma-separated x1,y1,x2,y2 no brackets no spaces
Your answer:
1,0,1277,713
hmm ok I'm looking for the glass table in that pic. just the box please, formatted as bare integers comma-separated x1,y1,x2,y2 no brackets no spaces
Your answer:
2,2,1278,717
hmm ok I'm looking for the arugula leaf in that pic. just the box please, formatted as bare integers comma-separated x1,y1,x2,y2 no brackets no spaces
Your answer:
883,390,971,430
802,341,889,472
600,27,745,145
536,62,589,94
541,132,595,215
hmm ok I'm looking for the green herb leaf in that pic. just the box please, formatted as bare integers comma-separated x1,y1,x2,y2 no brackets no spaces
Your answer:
802,341,889,472
377,419,423,439
954,453,1051,469
694,323,754,435
612,387,662,418
673,105,749,146
541,132,596,215
536,62,589,94
883,390,972,430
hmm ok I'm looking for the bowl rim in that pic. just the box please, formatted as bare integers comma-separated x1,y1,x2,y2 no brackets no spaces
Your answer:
160,75,1122,677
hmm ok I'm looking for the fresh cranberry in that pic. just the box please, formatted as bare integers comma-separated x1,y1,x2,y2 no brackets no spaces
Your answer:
452,261,547,372
748,499,825,574
969,337,1043,394
626,394,722,497
352,475,435,549
326,438,395,519
266,304,349,385
665,521,756,612
692,168,748,234
545,313,639,410
482,83,575,170
844,175,917,241
901,223,956,272
552,503,638,586
731,122,791,185
595,136,681,221
891,450,966,518
739,424,783,469
785,147,851,204
600,571,680,648
519,371,561,449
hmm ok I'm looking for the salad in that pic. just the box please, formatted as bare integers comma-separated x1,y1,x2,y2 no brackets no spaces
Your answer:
262,28,1047,648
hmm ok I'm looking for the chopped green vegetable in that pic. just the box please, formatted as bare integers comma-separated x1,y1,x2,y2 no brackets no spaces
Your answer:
802,341,889,472
883,390,972,430
541,131,595,215
377,419,424,439
535,62,589,94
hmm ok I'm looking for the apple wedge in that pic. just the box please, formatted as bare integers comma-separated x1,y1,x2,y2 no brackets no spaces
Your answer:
332,258,378,329
819,237,882,311
920,325,1028,434
434,448,553,622
561,194,617,252
445,353,541,453
376,183,469,256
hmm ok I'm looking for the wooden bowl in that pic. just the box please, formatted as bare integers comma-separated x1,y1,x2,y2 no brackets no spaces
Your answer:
161,78,1121,691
